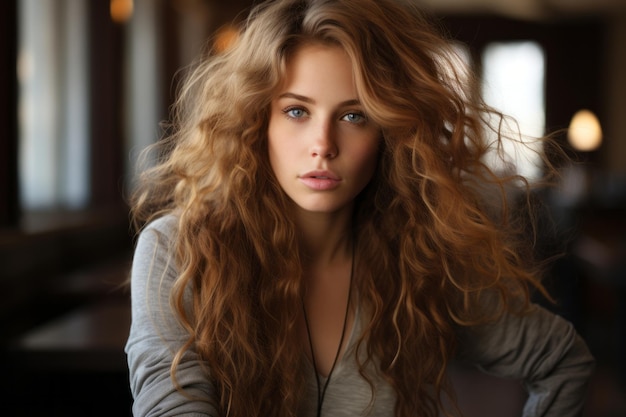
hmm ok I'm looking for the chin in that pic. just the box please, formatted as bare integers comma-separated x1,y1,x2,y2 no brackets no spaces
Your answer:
293,199,352,215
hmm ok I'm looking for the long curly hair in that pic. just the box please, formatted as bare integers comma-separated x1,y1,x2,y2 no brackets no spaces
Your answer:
131,0,560,416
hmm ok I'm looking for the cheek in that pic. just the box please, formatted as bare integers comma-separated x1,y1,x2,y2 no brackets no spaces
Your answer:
267,120,283,173
267,140,281,177
346,141,380,191
360,151,379,184
267,126,295,178
356,138,381,174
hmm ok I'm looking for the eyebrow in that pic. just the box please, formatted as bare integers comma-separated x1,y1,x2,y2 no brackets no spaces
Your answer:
277,92,361,107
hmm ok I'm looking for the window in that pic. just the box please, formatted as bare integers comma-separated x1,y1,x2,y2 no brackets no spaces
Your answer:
18,0,90,210
481,41,546,181
124,0,162,190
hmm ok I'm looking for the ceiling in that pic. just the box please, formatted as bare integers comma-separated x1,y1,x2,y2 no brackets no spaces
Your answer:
416,0,626,20
201,0,626,24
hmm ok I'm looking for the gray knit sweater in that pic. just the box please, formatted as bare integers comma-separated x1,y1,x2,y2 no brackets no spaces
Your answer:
125,215,595,417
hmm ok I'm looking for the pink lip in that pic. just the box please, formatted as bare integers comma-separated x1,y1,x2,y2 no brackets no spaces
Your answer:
299,170,341,191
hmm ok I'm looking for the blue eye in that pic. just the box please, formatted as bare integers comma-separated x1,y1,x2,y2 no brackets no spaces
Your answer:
283,107,308,119
342,112,367,124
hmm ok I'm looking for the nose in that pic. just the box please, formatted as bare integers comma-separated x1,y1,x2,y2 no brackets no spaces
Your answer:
310,120,338,159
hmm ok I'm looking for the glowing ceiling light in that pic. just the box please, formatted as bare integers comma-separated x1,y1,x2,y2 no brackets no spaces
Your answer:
110,0,133,24
568,109,602,152
213,25,239,54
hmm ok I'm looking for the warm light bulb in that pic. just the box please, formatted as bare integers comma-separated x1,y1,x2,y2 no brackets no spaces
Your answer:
568,109,602,151
213,26,240,53
110,0,133,23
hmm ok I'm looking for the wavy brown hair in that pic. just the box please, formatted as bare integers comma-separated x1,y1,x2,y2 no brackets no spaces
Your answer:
131,0,561,416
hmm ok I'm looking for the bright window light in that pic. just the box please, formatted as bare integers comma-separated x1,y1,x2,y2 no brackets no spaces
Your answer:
481,41,545,181
18,0,90,210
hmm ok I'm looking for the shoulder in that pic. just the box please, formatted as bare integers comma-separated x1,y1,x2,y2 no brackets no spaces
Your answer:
136,214,179,250
132,214,180,276
141,213,179,237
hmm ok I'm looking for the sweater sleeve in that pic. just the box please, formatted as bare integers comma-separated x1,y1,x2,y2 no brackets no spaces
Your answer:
456,303,595,417
125,216,218,417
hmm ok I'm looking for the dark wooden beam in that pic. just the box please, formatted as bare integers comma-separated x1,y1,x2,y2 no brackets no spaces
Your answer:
0,0,19,227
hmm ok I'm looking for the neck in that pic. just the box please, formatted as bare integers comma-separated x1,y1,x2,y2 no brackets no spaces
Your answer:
293,206,354,266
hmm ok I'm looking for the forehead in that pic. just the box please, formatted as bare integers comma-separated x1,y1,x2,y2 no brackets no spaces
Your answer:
278,43,356,97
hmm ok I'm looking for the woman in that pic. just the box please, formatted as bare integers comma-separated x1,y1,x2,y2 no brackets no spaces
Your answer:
125,0,594,416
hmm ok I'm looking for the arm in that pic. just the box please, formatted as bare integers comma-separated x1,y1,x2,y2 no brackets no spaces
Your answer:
125,216,218,417
456,303,595,417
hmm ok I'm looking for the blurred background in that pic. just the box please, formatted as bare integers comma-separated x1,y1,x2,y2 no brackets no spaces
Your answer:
0,0,624,415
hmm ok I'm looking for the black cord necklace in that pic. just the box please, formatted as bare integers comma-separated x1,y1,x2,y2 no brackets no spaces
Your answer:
302,246,355,417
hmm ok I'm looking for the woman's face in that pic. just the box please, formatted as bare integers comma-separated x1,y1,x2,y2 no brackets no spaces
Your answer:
267,44,380,215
